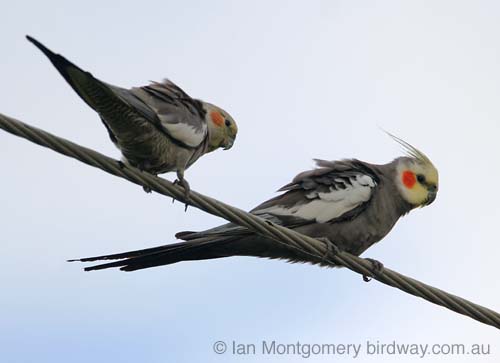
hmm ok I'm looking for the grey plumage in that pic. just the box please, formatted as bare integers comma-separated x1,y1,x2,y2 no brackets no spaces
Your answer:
73,155,439,272
26,36,237,189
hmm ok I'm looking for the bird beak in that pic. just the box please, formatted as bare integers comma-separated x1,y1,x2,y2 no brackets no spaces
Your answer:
223,138,235,150
425,190,437,206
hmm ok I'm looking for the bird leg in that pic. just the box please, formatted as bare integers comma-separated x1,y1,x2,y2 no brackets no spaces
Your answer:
174,170,191,211
362,258,385,282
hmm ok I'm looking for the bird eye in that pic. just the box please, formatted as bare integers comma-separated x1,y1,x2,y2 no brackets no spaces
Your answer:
417,174,426,183
225,119,231,127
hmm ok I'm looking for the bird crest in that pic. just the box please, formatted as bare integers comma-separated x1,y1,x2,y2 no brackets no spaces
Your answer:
385,131,433,166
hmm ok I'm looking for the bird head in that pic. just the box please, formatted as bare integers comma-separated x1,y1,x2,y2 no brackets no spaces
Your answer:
203,102,238,152
390,134,439,208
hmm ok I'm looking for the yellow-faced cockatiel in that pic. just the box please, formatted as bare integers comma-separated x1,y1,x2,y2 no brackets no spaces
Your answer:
73,135,438,272
26,36,238,195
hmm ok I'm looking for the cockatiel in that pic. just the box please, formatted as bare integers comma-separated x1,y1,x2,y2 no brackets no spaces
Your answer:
26,36,238,194
72,135,438,271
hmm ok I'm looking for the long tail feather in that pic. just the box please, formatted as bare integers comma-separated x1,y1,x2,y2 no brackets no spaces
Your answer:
26,35,159,141
74,239,235,272
70,227,322,272
67,242,189,262
26,35,106,110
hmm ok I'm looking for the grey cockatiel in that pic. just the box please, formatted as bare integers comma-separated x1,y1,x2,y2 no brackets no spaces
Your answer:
26,36,238,194
72,136,438,271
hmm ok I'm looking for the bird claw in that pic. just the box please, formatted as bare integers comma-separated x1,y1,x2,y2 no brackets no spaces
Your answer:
117,161,126,170
362,258,385,282
316,237,340,265
133,163,156,194
173,177,191,211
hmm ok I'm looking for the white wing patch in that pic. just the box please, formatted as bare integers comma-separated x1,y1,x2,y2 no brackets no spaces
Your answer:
258,174,376,223
129,85,208,148
159,117,207,147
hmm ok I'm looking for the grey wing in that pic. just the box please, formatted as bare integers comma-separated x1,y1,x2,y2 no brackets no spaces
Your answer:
130,80,208,148
179,159,380,241
251,159,380,224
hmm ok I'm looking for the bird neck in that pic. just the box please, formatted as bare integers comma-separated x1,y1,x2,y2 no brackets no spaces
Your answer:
206,121,225,152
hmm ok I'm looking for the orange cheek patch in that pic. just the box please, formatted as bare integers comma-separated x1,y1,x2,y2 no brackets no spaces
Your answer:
210,111,224,126
402,170,416,188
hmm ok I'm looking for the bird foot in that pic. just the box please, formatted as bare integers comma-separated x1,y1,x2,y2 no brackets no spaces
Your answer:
316,237,340,265
142,173,156,194
173,178,191,211
362,258,385,282
123,162,154,193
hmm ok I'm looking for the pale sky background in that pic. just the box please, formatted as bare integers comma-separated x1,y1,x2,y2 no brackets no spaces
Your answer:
1,1,499,362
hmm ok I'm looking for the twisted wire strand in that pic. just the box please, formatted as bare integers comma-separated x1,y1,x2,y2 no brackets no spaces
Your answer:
1,112,499,329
